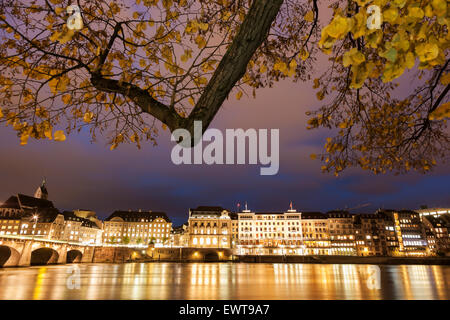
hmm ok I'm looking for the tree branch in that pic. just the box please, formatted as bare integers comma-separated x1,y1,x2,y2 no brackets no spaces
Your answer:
187,0,284,132
90,0,284,141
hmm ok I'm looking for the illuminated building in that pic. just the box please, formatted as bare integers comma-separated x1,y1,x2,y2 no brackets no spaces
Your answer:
301,212,331,255
0,216,21,236
230,212,239,248
378,210,428,256
188,206,232,248
237,204,305,255
422,214,450,256
354,213,397,256
327,211,357,256
416,208,450,218
103,210,172,246
171,223,189,247
0,181,65,240
62,211,103,245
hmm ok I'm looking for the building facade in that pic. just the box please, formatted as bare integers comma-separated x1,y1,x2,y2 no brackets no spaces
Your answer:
301,212,331,255
236,207,305,255
378,210,428,256
422,214,450,256
188,206,232,248
327,211,357,256
170,223,189,247
103,210,172,246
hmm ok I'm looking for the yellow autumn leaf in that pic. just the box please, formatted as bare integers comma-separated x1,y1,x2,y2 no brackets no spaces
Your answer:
0,107,3,118
236,91,243,100
188,97,195,106
310,153,317,160
316,91,325,100
405,52,415,69
429,101,450,120
408,7,424,20
44,127,52,140
54,130,66,142
440,73,450,85
313,78,320,89
343,48,365,67
415,43,439,62
198,22,209,31
20,133,29,146
383,8,399,23
259,64,267,73
431,0,447,17
304,11,314,23
83,111,94,123
62,94,72,104
195,35,206,49
299,49,309,61
326,15,349,39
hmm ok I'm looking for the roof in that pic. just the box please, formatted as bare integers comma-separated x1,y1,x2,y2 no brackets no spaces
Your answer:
191,206,227,212
327,210,353,218
229,212,238,220
22,208,60,223
105,211,171,223
17,194,54,209
0,196,21,209
301,212,326,219
0,214,22,220
172,224,188,233
423,215,450,228
190,206,230,217
62,211,100,229
377,209,419,215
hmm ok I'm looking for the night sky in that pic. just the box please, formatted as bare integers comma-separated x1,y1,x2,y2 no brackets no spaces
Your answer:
1,2,449,226
1,75,449,226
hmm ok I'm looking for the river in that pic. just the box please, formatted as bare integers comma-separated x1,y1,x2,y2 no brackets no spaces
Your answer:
0,263,448,299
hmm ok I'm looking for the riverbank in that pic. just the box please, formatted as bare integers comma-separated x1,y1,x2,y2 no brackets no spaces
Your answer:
95,247,450,265
234,255,450,265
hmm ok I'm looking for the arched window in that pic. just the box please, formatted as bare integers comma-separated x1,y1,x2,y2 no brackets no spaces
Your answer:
193,237,198,245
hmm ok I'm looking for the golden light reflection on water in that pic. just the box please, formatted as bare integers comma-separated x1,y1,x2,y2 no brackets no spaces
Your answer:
0,263,448,300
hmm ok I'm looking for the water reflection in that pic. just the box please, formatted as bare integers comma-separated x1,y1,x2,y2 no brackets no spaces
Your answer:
0,263,448,300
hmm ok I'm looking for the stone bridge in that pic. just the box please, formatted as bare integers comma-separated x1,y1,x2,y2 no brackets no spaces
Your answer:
0,235,96,267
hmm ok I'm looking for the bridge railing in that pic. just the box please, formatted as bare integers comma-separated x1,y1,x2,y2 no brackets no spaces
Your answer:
0,234,100,247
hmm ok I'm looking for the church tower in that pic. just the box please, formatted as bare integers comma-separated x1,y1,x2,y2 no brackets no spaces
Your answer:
34,178,48,200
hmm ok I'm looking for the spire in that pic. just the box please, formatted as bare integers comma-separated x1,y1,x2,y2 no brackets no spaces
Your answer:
34,178,48,200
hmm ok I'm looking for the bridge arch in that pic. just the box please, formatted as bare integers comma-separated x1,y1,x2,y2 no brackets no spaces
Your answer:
0,245,21,267
67,249,83,263
31,247,59,265
204,251,219,262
